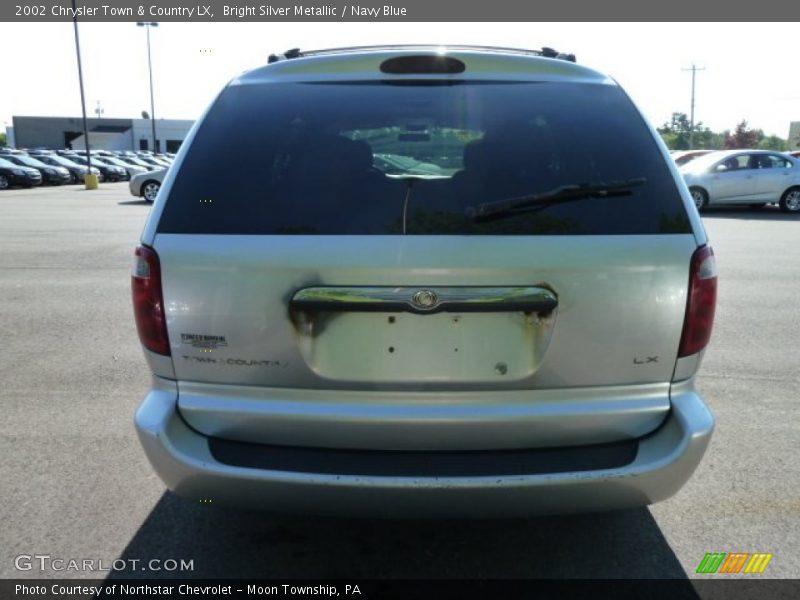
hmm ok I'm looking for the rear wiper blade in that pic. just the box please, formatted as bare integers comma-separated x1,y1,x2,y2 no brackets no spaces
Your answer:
465,178,647,221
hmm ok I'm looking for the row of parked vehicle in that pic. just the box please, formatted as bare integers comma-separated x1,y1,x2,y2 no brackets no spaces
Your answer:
672,148,800,212
0,148,173,197
5,142,800,213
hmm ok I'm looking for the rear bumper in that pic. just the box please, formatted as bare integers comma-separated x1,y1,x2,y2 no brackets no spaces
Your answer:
135,378,714,517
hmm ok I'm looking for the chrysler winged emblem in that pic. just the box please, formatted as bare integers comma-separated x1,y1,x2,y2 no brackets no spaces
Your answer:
411,289,439,310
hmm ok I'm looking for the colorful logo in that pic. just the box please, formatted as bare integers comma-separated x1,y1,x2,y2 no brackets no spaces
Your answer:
696,552,773,574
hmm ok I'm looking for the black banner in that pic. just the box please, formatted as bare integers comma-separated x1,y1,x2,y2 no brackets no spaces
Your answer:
3,579,800,600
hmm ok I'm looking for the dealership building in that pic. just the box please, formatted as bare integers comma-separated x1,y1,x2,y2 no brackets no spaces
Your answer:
7,116,193,152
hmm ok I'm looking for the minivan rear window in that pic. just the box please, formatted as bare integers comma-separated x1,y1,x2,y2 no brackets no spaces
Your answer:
157,81,690,235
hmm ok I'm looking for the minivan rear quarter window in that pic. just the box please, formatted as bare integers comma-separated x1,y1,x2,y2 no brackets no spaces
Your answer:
157,81,690,235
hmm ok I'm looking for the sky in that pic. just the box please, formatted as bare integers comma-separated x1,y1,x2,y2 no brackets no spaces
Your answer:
1,22,799,140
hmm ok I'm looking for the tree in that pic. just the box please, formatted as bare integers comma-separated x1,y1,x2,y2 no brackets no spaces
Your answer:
693,128,724,150
658,112,693,150
657,112,718,150
724,120,762,149
658,113,783,151
0,132,6,147
758,135,787,151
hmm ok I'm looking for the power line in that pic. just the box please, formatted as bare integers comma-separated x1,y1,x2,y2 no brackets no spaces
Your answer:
682,64,706,149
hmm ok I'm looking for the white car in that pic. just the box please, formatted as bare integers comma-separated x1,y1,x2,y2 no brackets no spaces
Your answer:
681,149,800,212
129,168,167,203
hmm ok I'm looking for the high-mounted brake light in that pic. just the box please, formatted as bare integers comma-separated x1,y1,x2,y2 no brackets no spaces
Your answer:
380,55,466,74
132,245,170,356
678,245,717,357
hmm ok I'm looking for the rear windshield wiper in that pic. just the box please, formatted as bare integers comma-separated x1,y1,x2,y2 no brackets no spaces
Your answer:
465,178,647,221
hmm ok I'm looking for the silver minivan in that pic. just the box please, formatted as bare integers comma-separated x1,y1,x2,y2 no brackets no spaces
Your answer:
132,46,717,517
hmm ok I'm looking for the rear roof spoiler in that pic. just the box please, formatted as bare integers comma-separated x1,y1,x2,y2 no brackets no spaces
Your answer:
267,45,576,65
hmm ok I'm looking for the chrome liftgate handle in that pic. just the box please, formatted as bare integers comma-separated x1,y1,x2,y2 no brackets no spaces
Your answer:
290,286,558,315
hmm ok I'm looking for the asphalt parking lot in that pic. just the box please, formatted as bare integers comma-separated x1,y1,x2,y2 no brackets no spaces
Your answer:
1,183,798,583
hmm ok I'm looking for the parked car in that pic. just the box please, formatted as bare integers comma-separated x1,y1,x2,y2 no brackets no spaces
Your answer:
137,155,172,169
132,45,716,517
34,154,101,183
0,156,43,189
96,155,148,180
373,153,444,176
117,155,159,170
0,153,71,185
129,168,166,202
681,149,800,212
671,149,714,167
67,155,126,182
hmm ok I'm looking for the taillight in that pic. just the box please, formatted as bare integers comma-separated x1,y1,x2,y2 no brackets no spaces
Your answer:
678,245,717,357
132,245,170,355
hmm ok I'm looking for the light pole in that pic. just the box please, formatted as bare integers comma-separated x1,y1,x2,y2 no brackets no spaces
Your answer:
137,21,159,152
71,0,93,186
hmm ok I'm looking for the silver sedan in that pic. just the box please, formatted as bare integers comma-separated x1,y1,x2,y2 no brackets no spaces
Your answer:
129,168,167,203
681,149,800,212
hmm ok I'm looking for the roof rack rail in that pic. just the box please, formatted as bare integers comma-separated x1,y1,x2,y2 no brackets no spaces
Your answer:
267,45,576,64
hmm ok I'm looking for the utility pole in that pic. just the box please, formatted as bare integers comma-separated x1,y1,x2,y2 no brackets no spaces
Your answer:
682,64,706,149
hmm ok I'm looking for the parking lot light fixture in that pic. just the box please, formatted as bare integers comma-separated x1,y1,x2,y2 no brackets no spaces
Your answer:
137,22,159,152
